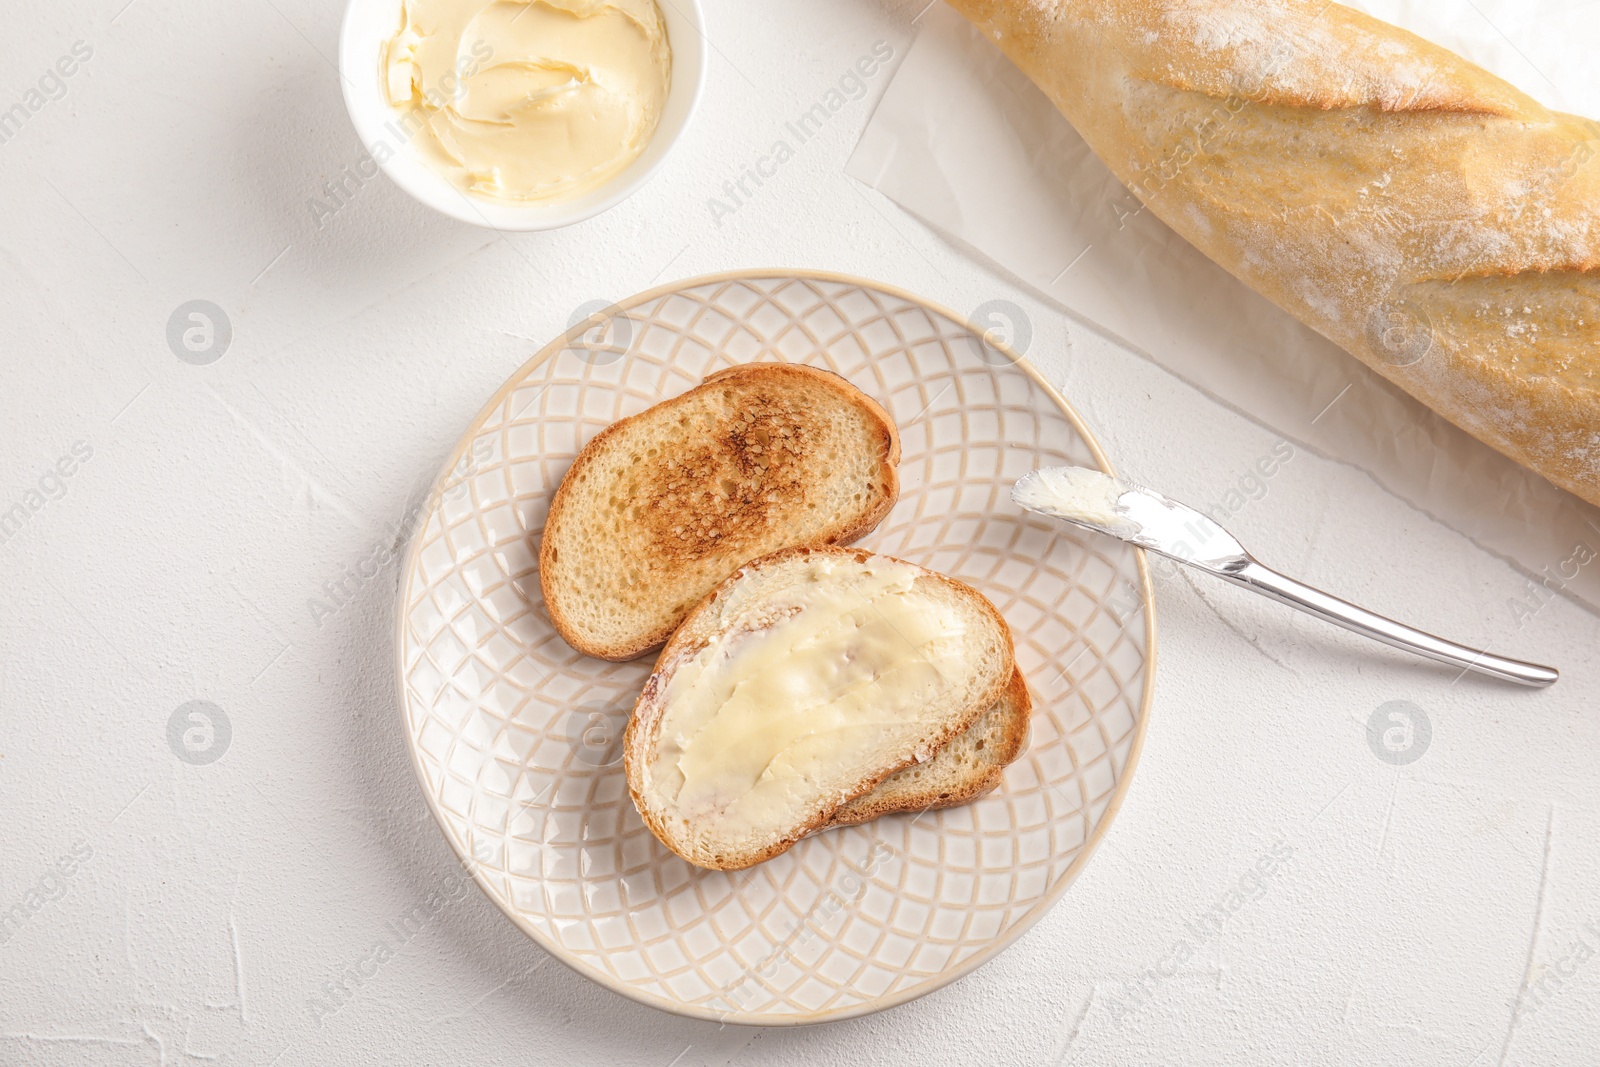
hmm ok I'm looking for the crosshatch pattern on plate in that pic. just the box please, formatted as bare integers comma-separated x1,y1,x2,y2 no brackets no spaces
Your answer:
399,274,1153,1022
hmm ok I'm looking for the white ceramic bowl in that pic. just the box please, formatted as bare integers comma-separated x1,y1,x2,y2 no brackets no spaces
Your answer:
338,0,706,231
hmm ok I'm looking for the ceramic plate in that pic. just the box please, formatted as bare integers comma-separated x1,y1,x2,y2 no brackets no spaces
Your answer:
396,270,1155,1024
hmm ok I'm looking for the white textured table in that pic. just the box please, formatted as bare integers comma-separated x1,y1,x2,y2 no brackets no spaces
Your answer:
2,1,1597,1063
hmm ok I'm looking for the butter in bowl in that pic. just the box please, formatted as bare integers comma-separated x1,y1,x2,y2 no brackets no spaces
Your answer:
339,0,706,230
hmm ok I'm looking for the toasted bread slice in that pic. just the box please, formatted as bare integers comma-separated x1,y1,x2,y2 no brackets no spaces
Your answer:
539,363,900,661
625,546,1015,871
830,668,1031,828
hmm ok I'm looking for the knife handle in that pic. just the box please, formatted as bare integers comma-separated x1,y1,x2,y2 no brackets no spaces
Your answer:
1221,560,1558,688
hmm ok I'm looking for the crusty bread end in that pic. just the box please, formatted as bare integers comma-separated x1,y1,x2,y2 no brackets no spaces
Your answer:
948,0,1600,506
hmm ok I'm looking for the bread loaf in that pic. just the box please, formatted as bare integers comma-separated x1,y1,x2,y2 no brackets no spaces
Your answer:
945,0,1600,505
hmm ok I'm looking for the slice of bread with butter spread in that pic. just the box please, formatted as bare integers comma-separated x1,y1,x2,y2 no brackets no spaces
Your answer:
540,363,900,661
625,546,1016,871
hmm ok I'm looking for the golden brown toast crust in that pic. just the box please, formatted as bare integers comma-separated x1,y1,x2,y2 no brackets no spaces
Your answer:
540,363,901,661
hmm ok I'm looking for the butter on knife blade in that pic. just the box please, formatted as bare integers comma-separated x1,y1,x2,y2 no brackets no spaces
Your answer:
1011,466,1247,571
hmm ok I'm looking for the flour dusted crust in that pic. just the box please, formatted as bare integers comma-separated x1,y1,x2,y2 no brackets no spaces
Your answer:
948,0,1600,505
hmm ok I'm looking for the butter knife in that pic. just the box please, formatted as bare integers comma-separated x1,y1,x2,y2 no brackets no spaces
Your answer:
1012,466,1558,688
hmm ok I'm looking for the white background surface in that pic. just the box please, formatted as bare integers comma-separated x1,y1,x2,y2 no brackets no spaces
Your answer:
1,1,1596,1064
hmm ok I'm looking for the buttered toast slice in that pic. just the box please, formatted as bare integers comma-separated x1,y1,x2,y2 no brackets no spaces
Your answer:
540,363,900,661
625,546,1015,871
830,668,1030,828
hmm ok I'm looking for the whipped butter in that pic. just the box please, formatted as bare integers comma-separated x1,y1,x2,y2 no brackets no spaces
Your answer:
383,0,671,202
652,556,969,837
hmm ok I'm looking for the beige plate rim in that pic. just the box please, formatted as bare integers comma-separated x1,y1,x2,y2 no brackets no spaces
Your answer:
393,267,1158,1026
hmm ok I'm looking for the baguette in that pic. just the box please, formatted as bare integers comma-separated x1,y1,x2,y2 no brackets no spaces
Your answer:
945,0,1600,505
624,546,1015,870
540,363,900,661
